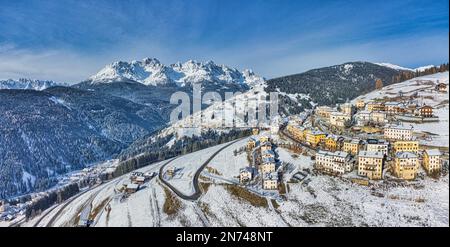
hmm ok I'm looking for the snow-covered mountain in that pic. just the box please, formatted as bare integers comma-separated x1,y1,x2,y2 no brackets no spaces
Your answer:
375,62,435,72
88,58,265,87
0,78,60,90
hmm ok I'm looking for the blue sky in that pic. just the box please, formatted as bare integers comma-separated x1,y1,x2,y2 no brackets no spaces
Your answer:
0,0,448,83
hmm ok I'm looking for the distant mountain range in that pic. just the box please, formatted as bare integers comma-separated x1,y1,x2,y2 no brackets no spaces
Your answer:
0,78,62,90
87,57,264,87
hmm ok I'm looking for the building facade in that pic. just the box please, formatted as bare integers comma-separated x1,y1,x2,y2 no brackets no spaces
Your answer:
393,152,419,180
315,150,352,174
384,125,413,140
423,149,442,174
393,140,419,153
358,151,384,180
343,139,360,155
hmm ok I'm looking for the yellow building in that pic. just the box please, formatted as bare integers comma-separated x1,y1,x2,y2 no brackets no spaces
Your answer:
358,151,384,180
306,131,326,147
393,140,419,153
423,149,442,174
316,106,333,118
325,137,338,151
367,101,385,112
259,135,270,143
356,99,365,109
394,152,419,180
286,124,305,141
247,137,257,151
343,139,360,155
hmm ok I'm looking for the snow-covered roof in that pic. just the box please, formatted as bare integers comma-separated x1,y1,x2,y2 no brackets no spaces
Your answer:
262,149,275,155
261,141,272,146
385,101,400,106
310,130,325,135
262,157,275,164
385,124,413,130
396,152,418,159
126,183,139,190
350,139,361,144
367,139,388,145
358,151,384,159
240,167,253,173
317,150,349,158
425,149,441,156
263,172,278,180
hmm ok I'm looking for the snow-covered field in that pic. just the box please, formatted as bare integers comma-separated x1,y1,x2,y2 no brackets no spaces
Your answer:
161,142,230,195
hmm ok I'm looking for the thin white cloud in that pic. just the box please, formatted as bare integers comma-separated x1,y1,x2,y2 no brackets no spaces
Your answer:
0,32,448,83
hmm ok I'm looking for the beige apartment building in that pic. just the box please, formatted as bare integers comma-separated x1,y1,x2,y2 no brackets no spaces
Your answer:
393,152,419,180
358,151,384,180
393,140,419,153
423,149,442,174
343,139,360,155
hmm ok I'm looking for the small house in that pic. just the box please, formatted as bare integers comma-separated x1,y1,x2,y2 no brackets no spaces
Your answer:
436,83,447,92
126,183,139,194
416,105,433,118
134,176,146,185
239,167,253,183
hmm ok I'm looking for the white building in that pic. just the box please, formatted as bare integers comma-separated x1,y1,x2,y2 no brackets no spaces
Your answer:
354,110,371,126
370,111,386,124
366,139,389,156
384,125,413,140
423,149,442,174
260,157,276,174
330,111,351,126
239,167,253,183
315,150,352,174
262,172,278,190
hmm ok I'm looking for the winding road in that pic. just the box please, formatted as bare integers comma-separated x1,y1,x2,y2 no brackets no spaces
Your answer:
158,138,244,201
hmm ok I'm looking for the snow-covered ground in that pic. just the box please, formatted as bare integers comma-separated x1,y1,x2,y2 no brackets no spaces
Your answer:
161,142,230,195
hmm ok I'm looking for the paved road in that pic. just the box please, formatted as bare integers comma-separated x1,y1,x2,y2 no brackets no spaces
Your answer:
159,138,244,201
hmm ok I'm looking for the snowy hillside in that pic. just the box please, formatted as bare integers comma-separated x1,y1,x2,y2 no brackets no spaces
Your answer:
375,62,435,72
157,82,273,140
88,58,265,87
352,72,449,148
26,136,448,227
0,78,61,90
